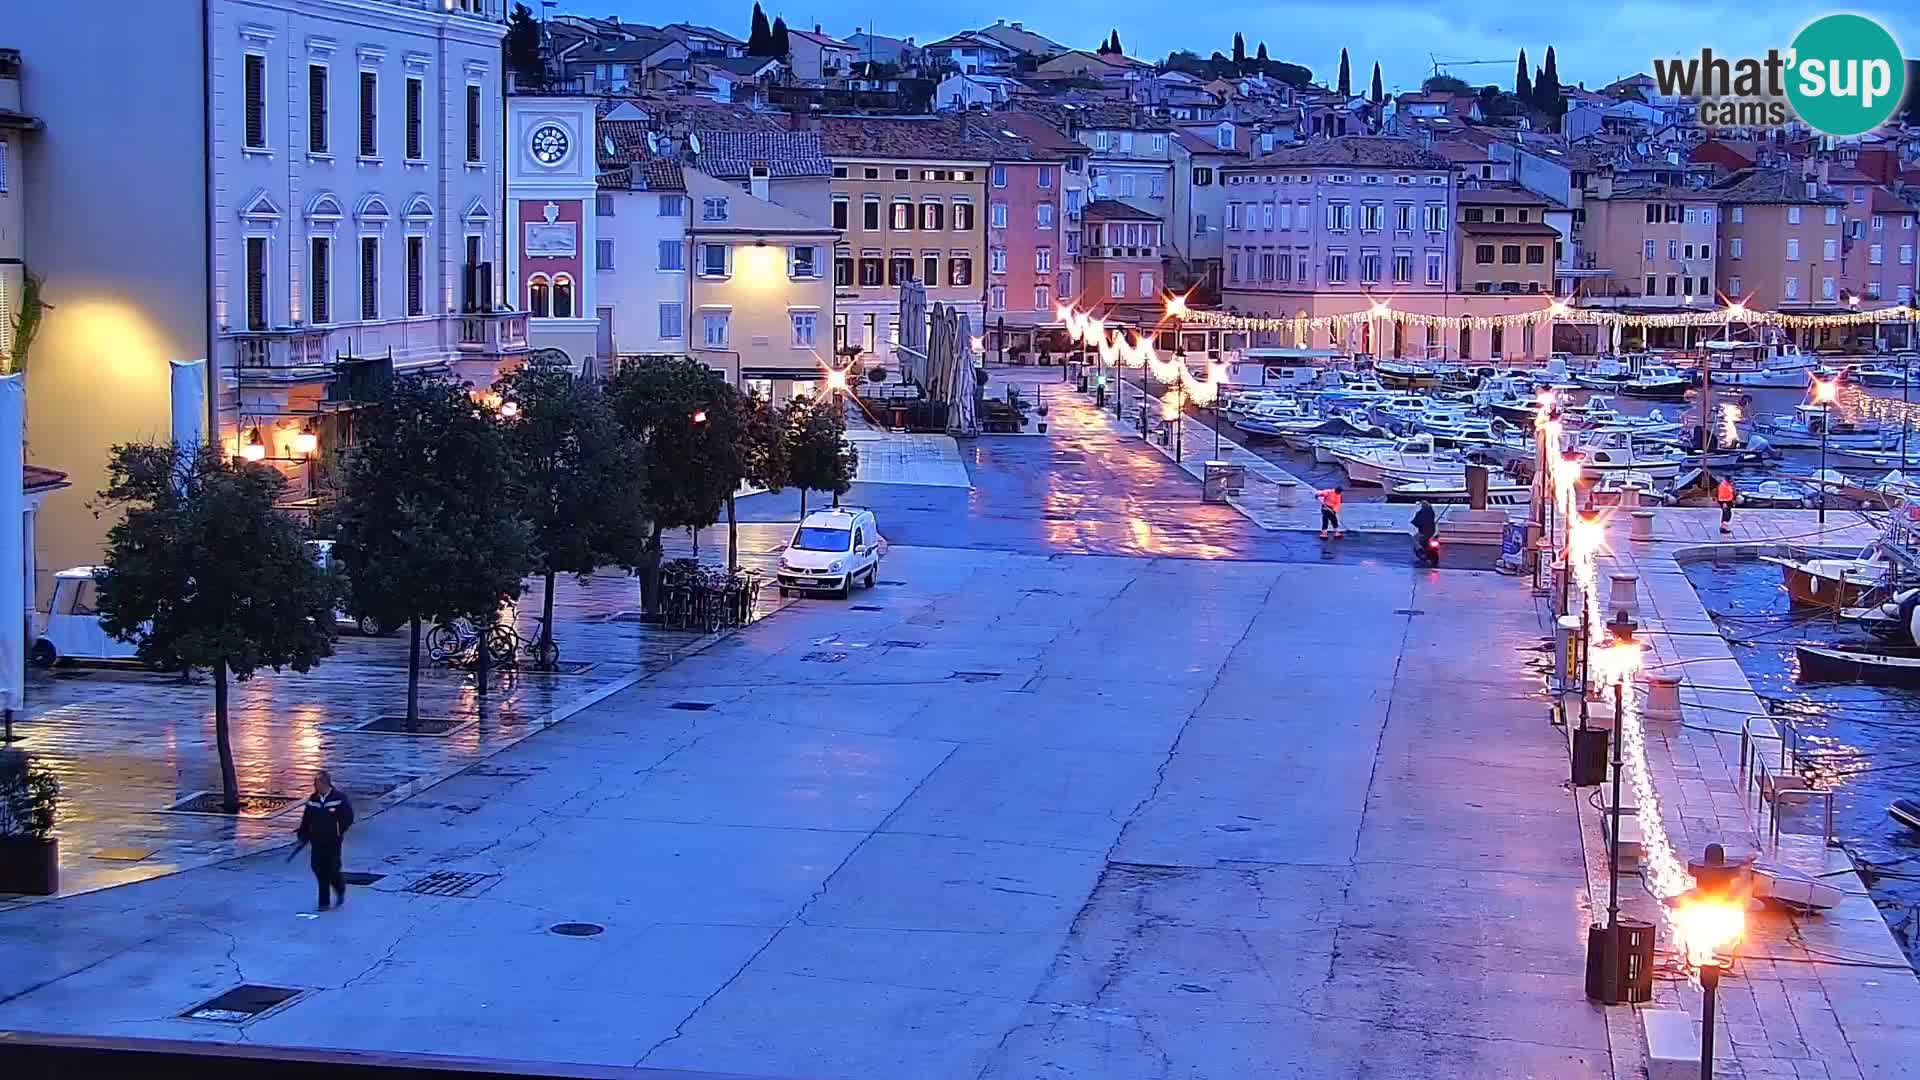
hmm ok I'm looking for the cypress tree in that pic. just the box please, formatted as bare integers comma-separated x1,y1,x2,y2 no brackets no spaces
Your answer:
1515,48,1532,100
1336,48,1350,96
1233,32,1245,67
1369,62,1383,106
770,16,790,58
746,3,771,55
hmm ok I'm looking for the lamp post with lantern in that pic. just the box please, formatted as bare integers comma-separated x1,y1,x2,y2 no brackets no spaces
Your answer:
1676,843,1747,1080
1811,375,1838,525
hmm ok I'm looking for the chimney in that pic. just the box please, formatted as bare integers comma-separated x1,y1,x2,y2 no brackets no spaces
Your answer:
1594,172,1613,200
814,23,821,34
750,163,771,201
1011,21,1023,29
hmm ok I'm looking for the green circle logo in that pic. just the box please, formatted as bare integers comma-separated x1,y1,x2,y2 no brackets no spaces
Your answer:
1786,15,1906,137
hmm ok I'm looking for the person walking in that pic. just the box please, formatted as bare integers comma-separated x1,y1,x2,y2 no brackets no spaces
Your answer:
1716,474,1736,535
1318,485,1345,539
294,770,354,911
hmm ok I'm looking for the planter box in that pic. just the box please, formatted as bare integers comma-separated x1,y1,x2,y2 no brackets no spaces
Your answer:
0,837,57,896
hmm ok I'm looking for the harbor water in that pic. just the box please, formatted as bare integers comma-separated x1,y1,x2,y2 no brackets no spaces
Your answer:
1685,556,1920,964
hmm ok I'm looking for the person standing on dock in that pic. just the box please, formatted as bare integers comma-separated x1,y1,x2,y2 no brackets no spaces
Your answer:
1317,485,1345,540
1716,475,1736,535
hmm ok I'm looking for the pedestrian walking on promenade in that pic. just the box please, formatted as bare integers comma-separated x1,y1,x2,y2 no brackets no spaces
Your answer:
1318,485,1345,539
1716,474,1736,535
293,769,354,911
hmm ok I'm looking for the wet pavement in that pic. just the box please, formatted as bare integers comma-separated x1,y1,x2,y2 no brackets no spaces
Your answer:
1,532,792,901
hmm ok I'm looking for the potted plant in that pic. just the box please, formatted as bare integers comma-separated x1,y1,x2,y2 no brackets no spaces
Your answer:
1036,402,1050,435
0,751,59,895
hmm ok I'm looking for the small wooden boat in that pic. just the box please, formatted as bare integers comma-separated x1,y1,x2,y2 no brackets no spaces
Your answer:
1795,644,1920,687
1761,547,1894,608
1891,799,1920,833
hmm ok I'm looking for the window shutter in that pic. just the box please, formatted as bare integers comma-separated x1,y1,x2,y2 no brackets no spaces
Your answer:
308,65,328,153
244,55,267,149
359,72,378,157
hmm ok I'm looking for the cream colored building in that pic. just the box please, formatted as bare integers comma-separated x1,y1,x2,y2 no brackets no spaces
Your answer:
683,168,837,400
1712,167,1848,315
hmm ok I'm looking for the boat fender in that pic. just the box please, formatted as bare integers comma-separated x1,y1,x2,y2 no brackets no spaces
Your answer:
1904,592,1920,648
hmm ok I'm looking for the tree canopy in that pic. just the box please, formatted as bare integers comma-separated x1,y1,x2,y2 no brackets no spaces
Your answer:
331,372,533,719
783,394,857,517
769,17,791,59
1232,33,1245,66
1336,48,1351,96
746,3,773,56
1369,62,1384,106
1423,74,1472,95
504,3,542,86
96,443,334,811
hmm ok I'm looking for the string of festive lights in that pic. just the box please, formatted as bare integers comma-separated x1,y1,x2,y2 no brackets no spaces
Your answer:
1057,303,1224,405
1162,299,1920,337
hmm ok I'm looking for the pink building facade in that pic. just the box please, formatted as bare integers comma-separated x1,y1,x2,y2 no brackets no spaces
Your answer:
985,156,1067,328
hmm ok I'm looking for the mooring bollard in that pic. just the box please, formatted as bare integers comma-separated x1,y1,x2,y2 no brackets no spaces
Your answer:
1608,572,1640,620
1643,672,1682,723
1273,479,1300,507
1629,510,1655,542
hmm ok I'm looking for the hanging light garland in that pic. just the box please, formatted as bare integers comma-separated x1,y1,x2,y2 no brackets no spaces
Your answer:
1162,299,1920,337
1055,305,1224,404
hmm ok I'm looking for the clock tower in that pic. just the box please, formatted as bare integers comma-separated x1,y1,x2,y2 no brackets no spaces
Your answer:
505,96,600,369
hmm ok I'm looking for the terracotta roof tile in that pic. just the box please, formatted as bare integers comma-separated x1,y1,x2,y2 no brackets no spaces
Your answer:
1083,199,1159,222
819,115,1039,162
691,130,831,178
1233,135,1450,171
1711,167,1846,205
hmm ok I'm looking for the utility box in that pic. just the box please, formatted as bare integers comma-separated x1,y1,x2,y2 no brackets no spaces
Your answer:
1203,461,1245,503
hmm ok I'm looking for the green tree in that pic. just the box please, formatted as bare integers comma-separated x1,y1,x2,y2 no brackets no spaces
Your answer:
1370,62,1384,107
95,444,334,812
783,394,856,517
728,389,788,571
505,3,543,87
606,358,737,613
746,3,772,55
770,16,791,59
495,363,649,668
1538,47,1566,124
1515,49,1532,101
1424,74,1471,95
1336,48,1351,96
332,372,532,722
1232,33,1245,68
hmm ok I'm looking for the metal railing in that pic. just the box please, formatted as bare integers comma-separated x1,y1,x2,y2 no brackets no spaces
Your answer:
1738,714,1839,850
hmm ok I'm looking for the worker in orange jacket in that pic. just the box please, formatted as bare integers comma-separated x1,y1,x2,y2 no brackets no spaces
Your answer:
1318,485,1344,539
1716,475,1736,535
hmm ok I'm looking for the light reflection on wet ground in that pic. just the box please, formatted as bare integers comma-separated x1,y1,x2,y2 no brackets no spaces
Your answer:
1684,557,1920,960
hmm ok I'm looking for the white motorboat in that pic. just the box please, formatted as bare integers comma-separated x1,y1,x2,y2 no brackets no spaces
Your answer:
1826,444,1920,471
1332,434,1471,486
1577,403,1684,439
1753,404,1900,450
1385,476,1533,506
1849,356,1917,388
1313,435,1393,464
1700,339,1817,388
1571,431,1686,481
1617,365,1695,400
1589,470,1671,505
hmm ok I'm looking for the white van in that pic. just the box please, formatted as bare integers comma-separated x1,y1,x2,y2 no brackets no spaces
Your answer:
776,508,883,598
32,567,141,666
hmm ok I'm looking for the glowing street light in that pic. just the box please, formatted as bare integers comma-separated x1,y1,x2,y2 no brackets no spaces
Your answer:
498,399,521,419
1812,376,1840,525
1164,293,1190,320
240,428,267,463
292,429,320,457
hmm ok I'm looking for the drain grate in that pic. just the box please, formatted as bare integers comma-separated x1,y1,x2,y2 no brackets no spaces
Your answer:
1393,608,1427,616
91,847,156,862
877,579,906,586
1023,587,1061,596
882,640,924,648
802,651,848,663
404,871,500,898
340,872,386,886
161,792,298,818
952,671,1003,683
182,984,302,1024
550,922,605,937
668,701,715,711
849,604,885,612
356,716,473,737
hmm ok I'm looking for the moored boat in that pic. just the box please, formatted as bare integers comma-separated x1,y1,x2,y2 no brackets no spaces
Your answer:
1795,644,1920,687
1761,546,1895,608
1890,799,1920,833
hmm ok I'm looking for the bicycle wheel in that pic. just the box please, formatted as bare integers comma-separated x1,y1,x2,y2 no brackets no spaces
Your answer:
425,623,460,661
534,638,560,670
485,624,519,668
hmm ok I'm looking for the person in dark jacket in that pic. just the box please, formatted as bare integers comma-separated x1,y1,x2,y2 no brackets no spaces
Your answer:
295,770,354,911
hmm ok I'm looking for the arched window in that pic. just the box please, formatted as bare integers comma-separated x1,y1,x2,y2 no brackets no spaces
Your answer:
528,275,551,318
1458,326,1472,360
552,274,575,319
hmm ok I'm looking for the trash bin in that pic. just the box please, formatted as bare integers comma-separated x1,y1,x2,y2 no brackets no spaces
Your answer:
1202,461,1245,504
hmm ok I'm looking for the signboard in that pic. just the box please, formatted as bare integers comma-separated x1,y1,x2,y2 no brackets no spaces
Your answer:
525,222,577,257
1501,520,1528,562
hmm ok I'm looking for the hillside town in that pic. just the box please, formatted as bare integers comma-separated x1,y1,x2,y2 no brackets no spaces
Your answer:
6,3,1920,1080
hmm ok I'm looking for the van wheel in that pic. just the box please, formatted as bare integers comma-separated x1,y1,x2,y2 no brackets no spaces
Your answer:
778,587,789,597
29,640,56,668
356,614,387,636
864,566,878,589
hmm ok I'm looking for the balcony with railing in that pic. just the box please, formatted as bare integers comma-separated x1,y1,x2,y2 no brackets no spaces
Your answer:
228,312,524,386
458,312,530,355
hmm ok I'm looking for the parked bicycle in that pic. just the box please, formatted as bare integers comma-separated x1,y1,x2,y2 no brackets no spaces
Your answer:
657,560,764,632
426,614,519,669
491,615,561,671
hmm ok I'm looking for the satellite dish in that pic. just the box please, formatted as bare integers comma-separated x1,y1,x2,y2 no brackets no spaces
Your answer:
688,132,702,156
607,134,619,157
644,131,657,154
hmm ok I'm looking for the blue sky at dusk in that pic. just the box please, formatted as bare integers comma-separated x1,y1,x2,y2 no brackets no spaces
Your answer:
565,3,1911,93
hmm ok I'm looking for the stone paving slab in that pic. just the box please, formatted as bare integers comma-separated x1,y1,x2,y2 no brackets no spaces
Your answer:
845,428,973,488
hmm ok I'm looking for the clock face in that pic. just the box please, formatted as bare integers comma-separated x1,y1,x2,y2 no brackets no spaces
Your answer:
530,124,570,165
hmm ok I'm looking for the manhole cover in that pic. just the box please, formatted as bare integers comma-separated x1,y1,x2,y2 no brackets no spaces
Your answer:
1023,587,1061,596
91,847,156,862
550,922,605,937
161,792,299,818
802,651,848,663
953,671,1003,682
356,716,473,736
882,640,924,648
404,871,500,898
539,660,596,675
182,984,302,1023
340,872,385,886
878,579,906,586
668,701,715,711
849,605,885,612
1393,609,1427,616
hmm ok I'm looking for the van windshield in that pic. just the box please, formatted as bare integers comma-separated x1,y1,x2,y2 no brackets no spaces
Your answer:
792,527,853,552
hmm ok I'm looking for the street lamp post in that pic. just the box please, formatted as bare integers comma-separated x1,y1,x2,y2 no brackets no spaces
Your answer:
1677,844,1748,1080
1812,375,1838,526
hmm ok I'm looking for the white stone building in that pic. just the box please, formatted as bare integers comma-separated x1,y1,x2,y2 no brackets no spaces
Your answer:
13,0,525,578
595,155,689,360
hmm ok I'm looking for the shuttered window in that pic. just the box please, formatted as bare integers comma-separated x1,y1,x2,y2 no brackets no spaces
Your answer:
405,236,424,316
307,65,329,153
309,237,331,324
465,85,482,162
243,54,267,149
245,237,268,329
360,237,379,319
358,71,377,157
405,77,423,160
